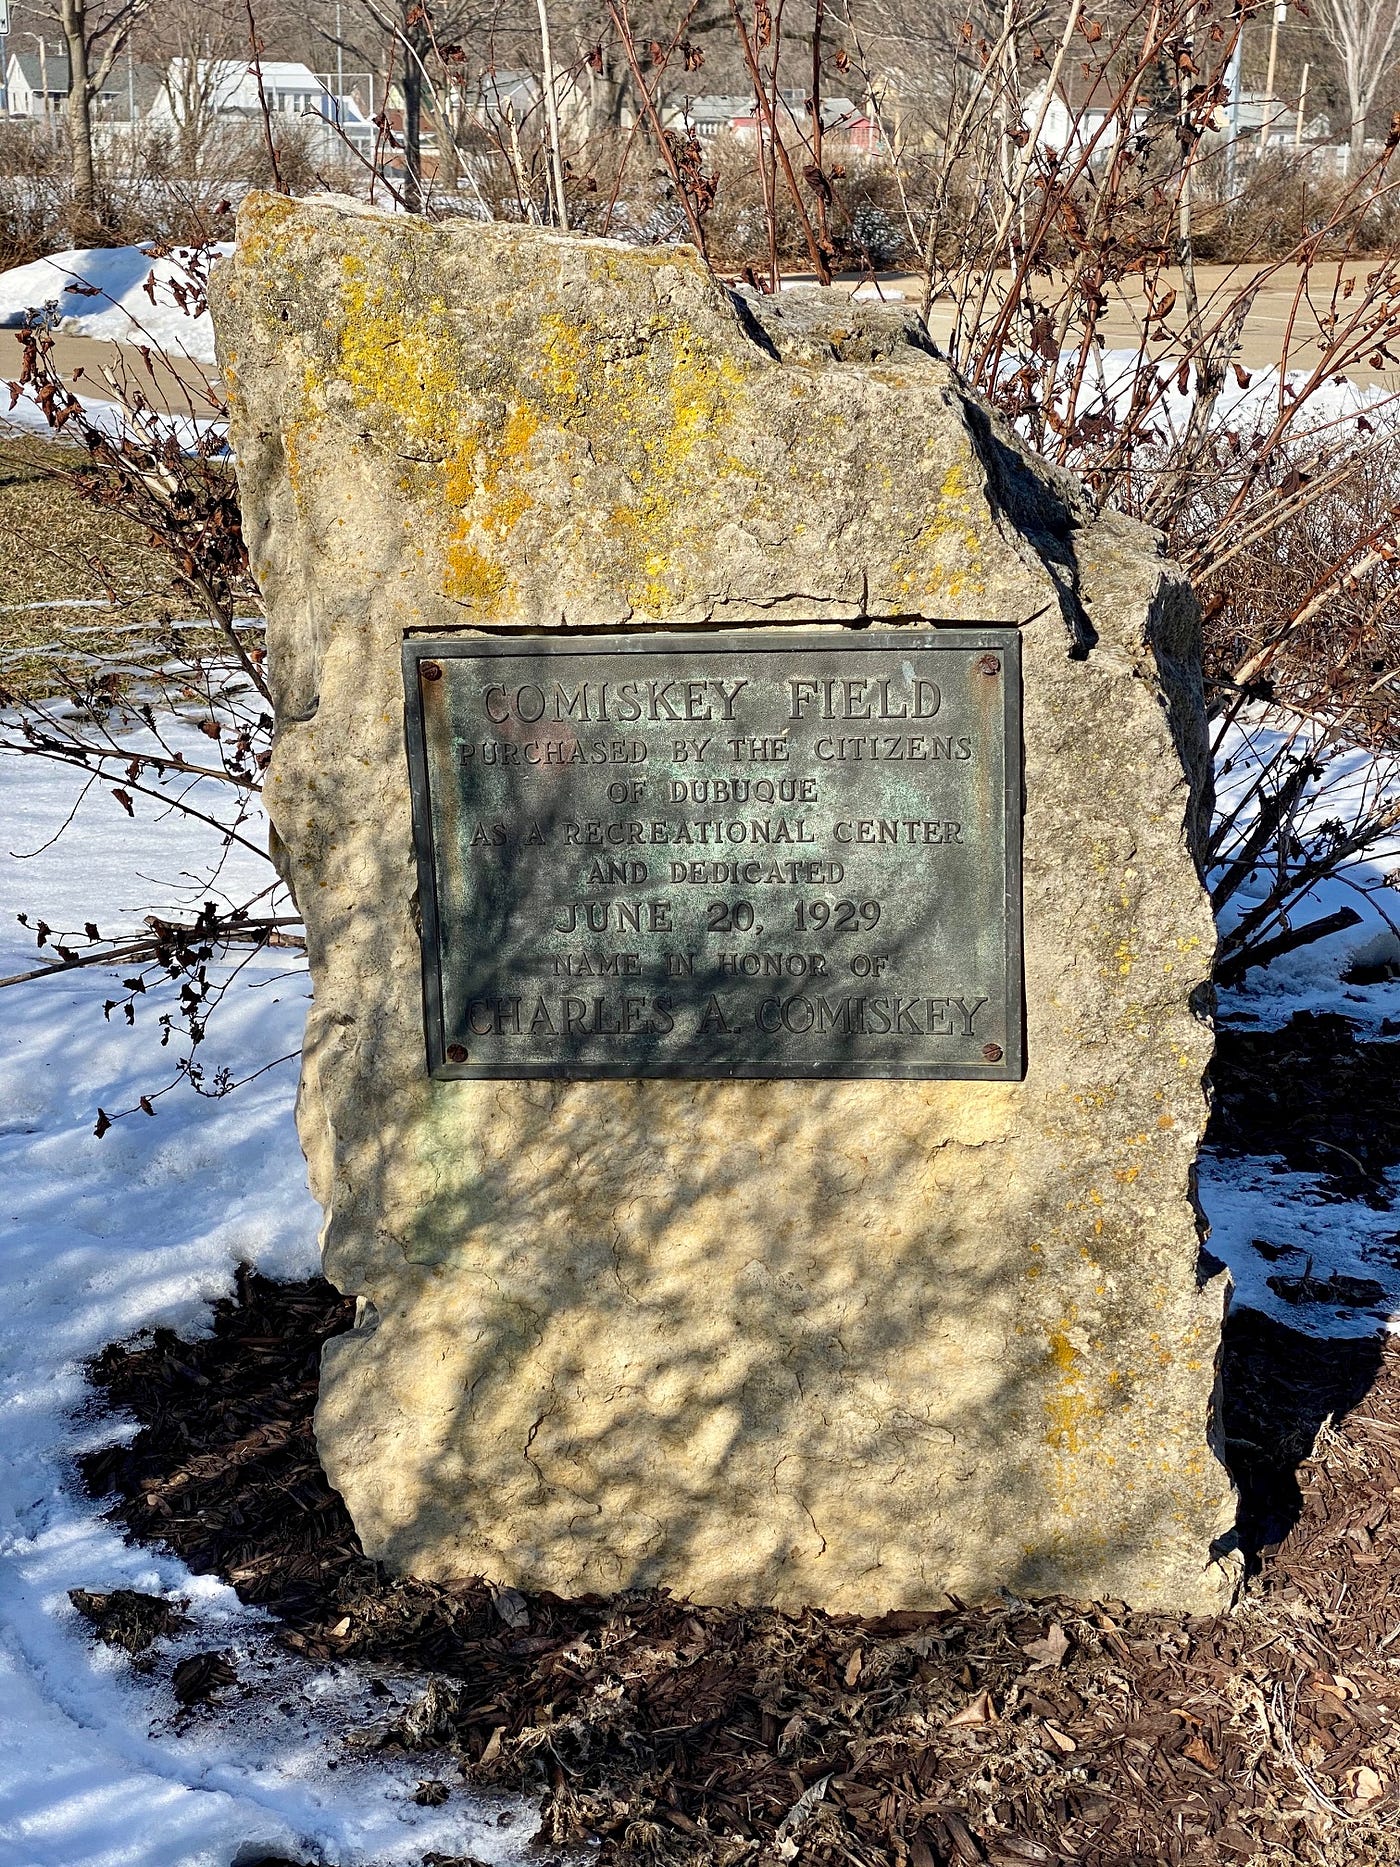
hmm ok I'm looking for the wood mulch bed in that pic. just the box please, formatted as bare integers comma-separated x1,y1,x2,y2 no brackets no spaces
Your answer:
72,1013,1400,1865
76,1252,1400,1867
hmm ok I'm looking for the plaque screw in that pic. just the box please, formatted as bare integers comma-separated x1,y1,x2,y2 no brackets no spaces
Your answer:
977,654,1001,677
446,1044,468,1063
421,661,443,682
981,1042,1004,1063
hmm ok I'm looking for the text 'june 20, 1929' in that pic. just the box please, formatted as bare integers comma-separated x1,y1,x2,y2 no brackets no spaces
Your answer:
403,628,1022,1080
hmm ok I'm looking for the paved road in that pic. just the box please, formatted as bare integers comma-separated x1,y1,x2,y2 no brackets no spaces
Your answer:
825,261,1400,382
0,331,221,416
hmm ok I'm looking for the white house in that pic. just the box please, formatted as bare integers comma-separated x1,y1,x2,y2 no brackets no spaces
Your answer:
671,93,751,140
6,47,84,118
148,58,327,126
145,59,374,157
5,48,163,123
1021,77,1138,157
469,69,541,123
1206,88,1300,146
1026,76,1314,164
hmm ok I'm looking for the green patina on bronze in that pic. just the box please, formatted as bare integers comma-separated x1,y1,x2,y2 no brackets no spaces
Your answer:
406,629,1022,1081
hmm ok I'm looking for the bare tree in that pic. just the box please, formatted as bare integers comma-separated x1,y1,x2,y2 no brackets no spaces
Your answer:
535,0,570,225
346,0,437,212
56,0,151,222
142,0,247,178
398,0,432,209
1314,0,1400,166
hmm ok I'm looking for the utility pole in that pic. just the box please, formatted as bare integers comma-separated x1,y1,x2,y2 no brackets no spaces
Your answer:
1224,30,1242,197
335,0,343,116
1259,0,1284,153
1294,60,1309,152
0,0,9,115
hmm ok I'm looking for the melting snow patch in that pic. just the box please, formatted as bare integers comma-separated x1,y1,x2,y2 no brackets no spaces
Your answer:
0,244,222,363
0,733,547,1865
1212,707,1400,1034
1202,1152,1400,1339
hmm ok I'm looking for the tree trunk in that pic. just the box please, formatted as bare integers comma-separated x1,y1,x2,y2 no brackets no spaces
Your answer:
535,0,569,230
401,0,428,213
588,57,626,136
403,62,422,210
427,92,459,189
1348,77,1367,167
59,0,96,220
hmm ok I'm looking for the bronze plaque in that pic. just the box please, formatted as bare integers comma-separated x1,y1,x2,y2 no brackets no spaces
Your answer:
404,629,1022,1080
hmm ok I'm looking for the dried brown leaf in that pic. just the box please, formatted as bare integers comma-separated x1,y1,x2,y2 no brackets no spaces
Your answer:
947,1687,997,1727
1021,1622,1070,1669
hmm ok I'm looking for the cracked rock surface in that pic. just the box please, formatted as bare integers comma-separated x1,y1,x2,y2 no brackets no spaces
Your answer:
214,193,1234,1614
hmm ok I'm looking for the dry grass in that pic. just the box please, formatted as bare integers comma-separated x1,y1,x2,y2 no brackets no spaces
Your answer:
1184,434,1400,738
0,430,217,699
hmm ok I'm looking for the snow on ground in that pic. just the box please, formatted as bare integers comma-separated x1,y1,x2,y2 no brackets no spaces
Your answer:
1201,705,1400,1339
0,722,549,1866
0,241,224,455
0,245,220,365
1060,344,1398,439
1213,706,1400,1032
1202,1155,1400,1337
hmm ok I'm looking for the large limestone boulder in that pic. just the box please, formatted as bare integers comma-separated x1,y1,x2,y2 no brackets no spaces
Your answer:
213,193,1236,1615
